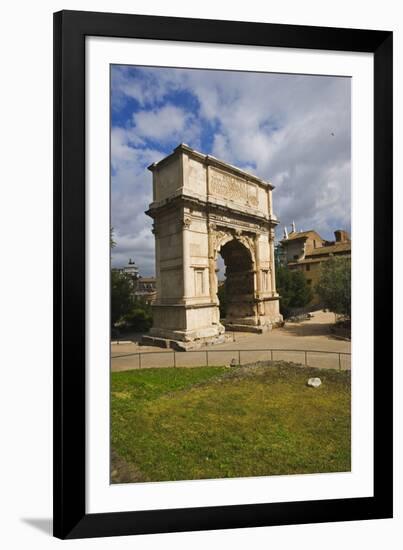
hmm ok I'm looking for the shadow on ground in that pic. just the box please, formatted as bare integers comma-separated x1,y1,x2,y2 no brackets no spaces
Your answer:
113,331,143,343
281,322,340,338
21,518,52,535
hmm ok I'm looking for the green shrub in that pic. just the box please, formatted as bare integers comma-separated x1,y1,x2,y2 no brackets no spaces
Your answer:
315,256,351,319
217,283,227,318
122,298,153,332
111,271,133,326
276,264,313,318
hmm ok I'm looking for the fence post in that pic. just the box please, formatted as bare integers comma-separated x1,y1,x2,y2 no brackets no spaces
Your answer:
173,351,176,368
271,349,273,361
206,350,209,367
304,350,307,367
138,353,142,369
338,353,341,371
238,350,241,366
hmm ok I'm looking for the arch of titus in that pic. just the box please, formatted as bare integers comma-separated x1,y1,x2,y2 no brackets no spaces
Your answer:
143,144,283,350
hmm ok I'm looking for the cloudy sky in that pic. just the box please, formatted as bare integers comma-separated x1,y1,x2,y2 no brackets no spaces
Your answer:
111,65,351,276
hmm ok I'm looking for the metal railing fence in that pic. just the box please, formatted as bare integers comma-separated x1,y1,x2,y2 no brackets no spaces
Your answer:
111,348,351,371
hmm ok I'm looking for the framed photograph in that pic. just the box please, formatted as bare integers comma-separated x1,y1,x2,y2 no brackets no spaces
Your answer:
54,10,393,539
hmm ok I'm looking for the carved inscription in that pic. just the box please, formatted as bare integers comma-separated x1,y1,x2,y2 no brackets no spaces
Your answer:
209,169,258,207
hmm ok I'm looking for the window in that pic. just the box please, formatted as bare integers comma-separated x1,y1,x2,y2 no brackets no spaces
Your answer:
306,264,311,271
307,279,312,285
293,254,299,260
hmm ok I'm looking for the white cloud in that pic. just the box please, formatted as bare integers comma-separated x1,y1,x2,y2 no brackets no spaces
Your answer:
186,72,351,240
111,66,182,108
211,133,229,160
133,104,189,141
111,67,351,274
112,227,155,273
110,126,168,274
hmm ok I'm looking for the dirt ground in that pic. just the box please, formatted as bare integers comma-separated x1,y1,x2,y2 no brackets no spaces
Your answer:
111,310,351,372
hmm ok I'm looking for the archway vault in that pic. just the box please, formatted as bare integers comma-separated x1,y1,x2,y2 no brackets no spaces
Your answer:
219,237,255,326
143,144,283,350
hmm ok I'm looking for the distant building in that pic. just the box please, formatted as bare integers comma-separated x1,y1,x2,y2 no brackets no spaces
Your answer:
112,259,156,304
280,225,351,303
135,277,157,304
122,258,139,279
112,258,139,282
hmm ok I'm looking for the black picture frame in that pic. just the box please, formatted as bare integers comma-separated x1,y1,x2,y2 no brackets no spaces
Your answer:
53,9,393,540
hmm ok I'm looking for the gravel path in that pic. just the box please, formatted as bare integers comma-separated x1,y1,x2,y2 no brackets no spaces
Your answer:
111,311,351,372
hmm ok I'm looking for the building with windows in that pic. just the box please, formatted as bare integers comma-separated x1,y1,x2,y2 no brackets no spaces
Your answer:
280,226,351,303
135,277,157,304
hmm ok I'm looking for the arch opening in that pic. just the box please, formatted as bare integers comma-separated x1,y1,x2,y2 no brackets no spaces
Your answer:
216,238,256,327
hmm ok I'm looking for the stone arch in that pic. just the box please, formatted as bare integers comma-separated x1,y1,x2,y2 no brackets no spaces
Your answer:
144,144,283,350
217,236,257,326
213,230,256,266
209,230,257,310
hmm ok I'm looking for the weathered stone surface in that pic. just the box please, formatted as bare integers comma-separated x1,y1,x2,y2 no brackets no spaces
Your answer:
307,377,322,388
145,144,283,350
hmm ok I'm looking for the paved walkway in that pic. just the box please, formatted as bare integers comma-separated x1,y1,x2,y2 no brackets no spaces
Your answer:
111,311,351,372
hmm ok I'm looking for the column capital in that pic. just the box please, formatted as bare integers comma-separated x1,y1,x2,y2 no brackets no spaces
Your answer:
182,217,191,229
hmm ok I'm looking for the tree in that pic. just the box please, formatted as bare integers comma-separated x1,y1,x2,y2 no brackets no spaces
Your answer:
122,297,153,332
276,264,313,318
217,282,227,318
315,256,351,319
111,270,133,326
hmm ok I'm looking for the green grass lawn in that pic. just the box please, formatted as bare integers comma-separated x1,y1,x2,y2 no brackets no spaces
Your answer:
111,363,351,483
